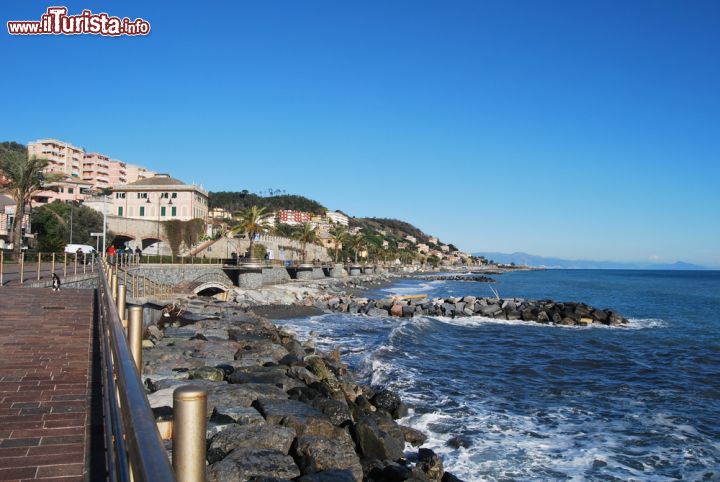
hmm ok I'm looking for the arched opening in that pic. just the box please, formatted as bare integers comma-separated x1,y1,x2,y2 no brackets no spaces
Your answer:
111,234,135,249
196,286,227,298
142,237,161,251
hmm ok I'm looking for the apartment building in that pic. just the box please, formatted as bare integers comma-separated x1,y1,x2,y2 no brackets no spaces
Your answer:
110,174,209,221
276,210,313,225
27,139,156,203
326,210,349,226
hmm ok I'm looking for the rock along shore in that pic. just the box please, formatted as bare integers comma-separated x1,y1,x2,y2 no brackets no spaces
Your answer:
411,274,495,283
323,295,630,327
142,298,464,482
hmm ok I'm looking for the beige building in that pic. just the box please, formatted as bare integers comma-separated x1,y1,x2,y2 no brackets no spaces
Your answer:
125,164,156,184
110,174,209,221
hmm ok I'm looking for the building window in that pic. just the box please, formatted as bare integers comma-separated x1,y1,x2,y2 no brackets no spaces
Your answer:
139,206,145,217
161,206,166,217
171,206,177,216
116,193,125,199
118,206,123,216
171,192,177,199
137,192,148,199
68,188,74,194
161,192,169,199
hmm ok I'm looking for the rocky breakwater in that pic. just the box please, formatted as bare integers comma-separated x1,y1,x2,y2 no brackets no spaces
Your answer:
413,274,495,283
141,302,464,481
324,295,630,327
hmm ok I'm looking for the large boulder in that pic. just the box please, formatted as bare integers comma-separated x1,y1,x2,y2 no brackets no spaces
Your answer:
207,424,297,463
211,405,266,425
412,448,444,481
206,383,288,417
207,448,300,481
297,470,357,482
354,415,405,461
371,390,407,419
293,433,363,481
254,398,338,438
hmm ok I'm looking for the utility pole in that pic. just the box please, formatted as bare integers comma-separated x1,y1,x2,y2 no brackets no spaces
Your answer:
69,204,73,243
102,195,107,255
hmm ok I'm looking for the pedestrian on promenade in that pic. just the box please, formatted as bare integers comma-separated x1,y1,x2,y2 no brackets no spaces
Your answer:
108,245,116,265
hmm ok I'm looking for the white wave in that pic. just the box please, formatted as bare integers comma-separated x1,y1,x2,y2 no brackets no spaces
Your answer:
381,280,444,296
423,314,668,331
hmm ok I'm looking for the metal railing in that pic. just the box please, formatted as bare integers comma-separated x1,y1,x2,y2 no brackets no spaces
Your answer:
0,251,140,286
97,263,176,482
97,262,207,482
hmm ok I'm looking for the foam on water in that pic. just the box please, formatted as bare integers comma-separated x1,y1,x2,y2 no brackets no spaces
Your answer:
273,271,720,481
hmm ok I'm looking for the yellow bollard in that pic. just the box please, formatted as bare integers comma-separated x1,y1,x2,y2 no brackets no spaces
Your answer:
117,285,127,329
128,306,143,371
172,386,207,482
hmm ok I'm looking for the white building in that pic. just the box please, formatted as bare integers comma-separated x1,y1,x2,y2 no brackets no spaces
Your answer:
326,210,349,226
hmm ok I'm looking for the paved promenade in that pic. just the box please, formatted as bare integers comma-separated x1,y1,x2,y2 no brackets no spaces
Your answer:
0,287,101,481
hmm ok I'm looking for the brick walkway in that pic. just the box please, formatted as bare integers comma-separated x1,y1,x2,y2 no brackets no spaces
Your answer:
0,288,102,482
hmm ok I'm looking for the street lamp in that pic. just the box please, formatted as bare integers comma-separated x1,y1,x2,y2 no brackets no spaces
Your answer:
149,193,173,255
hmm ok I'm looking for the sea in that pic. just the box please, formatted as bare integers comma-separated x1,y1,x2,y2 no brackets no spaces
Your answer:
274,270,720,481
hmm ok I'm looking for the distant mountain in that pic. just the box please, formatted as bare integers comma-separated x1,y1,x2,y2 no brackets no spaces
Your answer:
473,252,710,270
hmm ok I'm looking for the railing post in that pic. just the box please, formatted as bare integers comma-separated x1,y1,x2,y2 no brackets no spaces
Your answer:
173,386,207,482
63,252,67,277
0,250,3,286
143,277,146,297
74,254,78,276
128,306,143,371
110,269,118,303
20,252,24,284
51,252,56,276
90,254,94,273
37,253,41,281
117,285,127,329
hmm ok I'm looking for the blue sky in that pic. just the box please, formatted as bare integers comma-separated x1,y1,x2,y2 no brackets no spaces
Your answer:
2,1,719,265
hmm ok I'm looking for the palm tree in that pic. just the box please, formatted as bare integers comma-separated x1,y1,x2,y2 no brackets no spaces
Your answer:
328,226,348,262
294,223,318,263
348,234,365,264
230,206,273,260
0,143,55,256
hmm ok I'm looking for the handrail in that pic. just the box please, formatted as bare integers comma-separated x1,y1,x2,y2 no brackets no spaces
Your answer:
97,263,176,482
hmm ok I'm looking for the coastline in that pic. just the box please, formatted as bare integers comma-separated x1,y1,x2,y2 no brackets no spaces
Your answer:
142,272,464,481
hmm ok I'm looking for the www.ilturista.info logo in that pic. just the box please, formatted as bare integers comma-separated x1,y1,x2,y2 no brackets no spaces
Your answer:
7,7,150,36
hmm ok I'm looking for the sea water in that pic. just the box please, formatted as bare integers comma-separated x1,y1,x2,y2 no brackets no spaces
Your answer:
274,270,720,481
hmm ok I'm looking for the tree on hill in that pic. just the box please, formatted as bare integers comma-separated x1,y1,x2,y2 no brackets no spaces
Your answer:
210,191,326,215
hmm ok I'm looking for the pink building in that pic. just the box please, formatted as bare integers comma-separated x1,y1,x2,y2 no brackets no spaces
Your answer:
27,139,155,203
83,153,129,190
110,174,209,221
